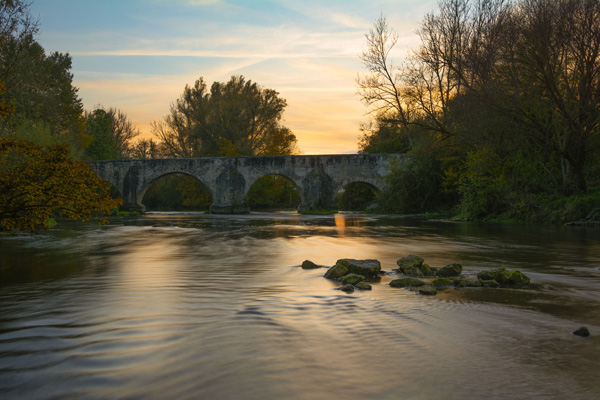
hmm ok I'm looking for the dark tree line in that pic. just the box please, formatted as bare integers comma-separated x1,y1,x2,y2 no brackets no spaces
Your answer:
358,0,600,220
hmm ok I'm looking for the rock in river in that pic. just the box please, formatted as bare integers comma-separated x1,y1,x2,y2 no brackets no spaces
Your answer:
355,282,372,290
396,255,424,271
337,284,355,293
477,267,509,283
573,326,590,337
437,263,463,277
335,259,381,279
340,274,365,285
301,260,320,269
324,264,348,280
390,278,425,288
508,270,530,285
418,285,438,295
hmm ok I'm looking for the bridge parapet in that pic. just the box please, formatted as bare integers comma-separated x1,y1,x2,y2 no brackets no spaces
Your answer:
90,154,404,213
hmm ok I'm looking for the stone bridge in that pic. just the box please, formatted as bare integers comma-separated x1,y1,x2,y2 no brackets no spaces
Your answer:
90,154,404,213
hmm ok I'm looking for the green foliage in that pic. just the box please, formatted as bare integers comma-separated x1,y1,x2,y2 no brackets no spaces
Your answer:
245,175,301,210
378,150,444,214
84,109,119,160
358,1,600,222
142,174,212,211
456,147,507,219
0,1,89,157
336,182,378,211
153,75,298,158
359,119,411,154
0,138,122,231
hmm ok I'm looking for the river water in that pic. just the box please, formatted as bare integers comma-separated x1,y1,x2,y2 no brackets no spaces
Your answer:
1,213,599,399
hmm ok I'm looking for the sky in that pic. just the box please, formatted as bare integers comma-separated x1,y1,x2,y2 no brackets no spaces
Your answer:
29,0,437,154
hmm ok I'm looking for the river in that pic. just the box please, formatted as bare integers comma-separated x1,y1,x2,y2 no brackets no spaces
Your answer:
1,212,599,399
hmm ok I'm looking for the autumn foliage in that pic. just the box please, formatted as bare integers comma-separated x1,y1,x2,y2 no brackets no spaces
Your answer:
0,138,122,231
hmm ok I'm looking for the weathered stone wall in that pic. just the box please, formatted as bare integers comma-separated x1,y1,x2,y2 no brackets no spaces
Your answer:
90,154,404,213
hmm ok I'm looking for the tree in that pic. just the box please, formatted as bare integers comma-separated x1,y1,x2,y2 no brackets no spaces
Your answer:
359,1,600,220
129,138,162,159
85,107,140,160
1,0,87,154
154,75,298,157
0,138,122,231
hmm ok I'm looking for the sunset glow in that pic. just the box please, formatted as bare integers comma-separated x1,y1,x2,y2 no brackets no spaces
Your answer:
30,0,435,154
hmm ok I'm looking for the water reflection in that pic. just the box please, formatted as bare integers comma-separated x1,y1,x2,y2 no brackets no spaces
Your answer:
1,213,599,399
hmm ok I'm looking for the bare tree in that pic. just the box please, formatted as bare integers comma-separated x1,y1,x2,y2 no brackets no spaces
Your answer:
357,17,413,131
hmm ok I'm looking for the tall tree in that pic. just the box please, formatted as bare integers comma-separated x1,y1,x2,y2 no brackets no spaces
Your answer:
0,0,87,153
154,75,298,158
84,107,140,160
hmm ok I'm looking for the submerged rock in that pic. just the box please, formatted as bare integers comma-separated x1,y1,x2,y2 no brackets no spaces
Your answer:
479,279,500,288
403,265,424,277
301,260,320,269
324,264,348,280
432,278,453,287
418,285,438,295
355,282,372,290
340,273,365,285
337,284,355,293
477,267,509,283
390,277,425,288
454,277,482,287
420,264,436,277
396,255,424,271
508,270,530,285
335,259,381,279
437,263,463,277
573,326,590,337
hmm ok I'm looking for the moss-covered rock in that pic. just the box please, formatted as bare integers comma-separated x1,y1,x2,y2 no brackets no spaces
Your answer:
324,264,348,280
477,267,508,283
479,279,500,288
418,285,438,295
420,264,436,277
337,284,355,293
508,270,530,285
301,260,320,269
335,259,381,278
355,282,372,290
454,277,482,287
339,273,365,285
403,265,424,277
396,255,424,272
432,278,453,287
390,277,425,288
437,263,463,277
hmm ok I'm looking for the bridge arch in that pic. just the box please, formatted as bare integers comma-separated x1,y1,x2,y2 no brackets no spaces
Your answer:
138,171,213,211
245,173,303,211
335,181,381,211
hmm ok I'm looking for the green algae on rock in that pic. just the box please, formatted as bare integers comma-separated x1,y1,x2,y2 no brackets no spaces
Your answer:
301,260,320,269
390,277,426,288
340,273,365,285
437,263,463,277
335,259,381,278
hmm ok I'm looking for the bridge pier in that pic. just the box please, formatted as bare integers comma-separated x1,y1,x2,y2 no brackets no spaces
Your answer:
298,164,337,211
209,167,250,214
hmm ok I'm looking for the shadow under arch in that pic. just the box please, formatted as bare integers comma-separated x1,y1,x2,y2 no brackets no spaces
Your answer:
139,172,214,212
335,181,381,211
245,173,302,211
